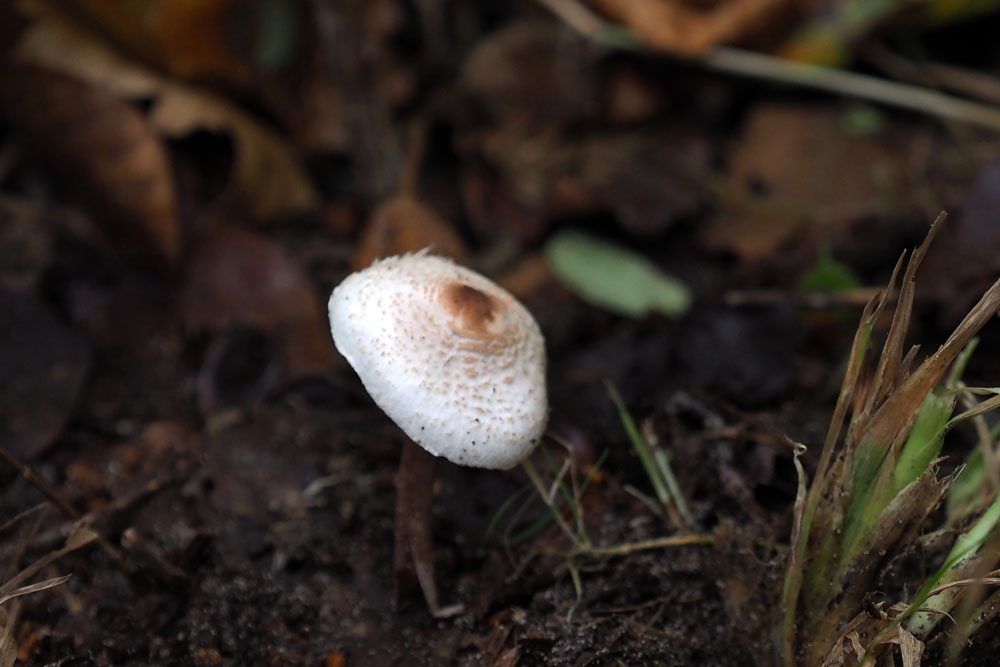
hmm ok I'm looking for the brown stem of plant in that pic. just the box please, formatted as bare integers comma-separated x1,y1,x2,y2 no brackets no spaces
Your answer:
394,439,463,618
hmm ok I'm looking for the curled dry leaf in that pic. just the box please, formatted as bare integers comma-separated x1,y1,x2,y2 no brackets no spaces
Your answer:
818,603,924,667
12,0,318,222
0,64,180,267
180,226,335,378
147,88,318,221
352,196,469,270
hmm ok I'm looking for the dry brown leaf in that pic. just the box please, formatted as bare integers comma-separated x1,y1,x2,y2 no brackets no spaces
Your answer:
499,254,554,301
575,131,709,235
466,124,709,240
67,0,253,84
604,64,668,125
459,159,553,244
698,212,804,261
461,20,600,127
13,0,318,222
180,226,335,377
701,102,902,261
590,0,799,55
730,103,900,213
148,89,318,221
0,64,180,266
352,196,469,270
820,607,926,667
896,626,924,667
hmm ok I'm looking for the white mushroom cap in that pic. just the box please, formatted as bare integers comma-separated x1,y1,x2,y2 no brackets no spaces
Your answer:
329,253,547,469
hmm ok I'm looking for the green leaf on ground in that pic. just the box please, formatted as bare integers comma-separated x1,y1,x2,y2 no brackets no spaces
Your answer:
797,245,860,292
545,230,691,318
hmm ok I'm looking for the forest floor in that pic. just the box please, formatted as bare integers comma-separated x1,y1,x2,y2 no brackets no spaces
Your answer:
5,1,1000,665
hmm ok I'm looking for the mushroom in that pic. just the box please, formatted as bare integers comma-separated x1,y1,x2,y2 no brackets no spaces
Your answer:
328,252,547,616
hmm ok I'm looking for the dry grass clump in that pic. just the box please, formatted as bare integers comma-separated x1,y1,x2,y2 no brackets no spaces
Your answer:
782,215,1000,666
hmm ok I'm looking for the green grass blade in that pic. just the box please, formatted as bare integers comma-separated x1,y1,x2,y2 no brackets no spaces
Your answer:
509,450,608,547
541,443,590,545
898,490,1000,636
948,453,983,521
893,391,954,492
605,381,670,505
484,484,531,540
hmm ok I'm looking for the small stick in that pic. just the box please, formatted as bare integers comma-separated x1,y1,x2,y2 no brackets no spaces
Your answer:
581,533,714,557
0,446,124,565
724,287,886,309
536,0,1000,132
121,529,188,582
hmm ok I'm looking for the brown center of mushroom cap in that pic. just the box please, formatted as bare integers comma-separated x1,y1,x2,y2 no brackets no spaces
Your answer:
440,282,500,339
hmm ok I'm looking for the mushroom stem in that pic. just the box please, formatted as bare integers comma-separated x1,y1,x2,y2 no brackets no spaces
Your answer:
393,438,463,618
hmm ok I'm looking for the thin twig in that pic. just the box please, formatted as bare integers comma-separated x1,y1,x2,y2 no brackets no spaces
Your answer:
0,446,124,565
0,504,47,539
580,533,714,557
537,0,1000,132
704,48,1000,132
725,287,887,309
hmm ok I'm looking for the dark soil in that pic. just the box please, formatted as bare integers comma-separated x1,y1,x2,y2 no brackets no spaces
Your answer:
4,3,1000,666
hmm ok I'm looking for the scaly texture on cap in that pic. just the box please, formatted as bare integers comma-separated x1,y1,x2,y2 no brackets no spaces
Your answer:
329,254,547,469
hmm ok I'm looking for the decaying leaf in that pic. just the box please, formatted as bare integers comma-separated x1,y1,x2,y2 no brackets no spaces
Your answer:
590,0,799,55
65,0,264,84
461,20,600,128
574,131,709,236
147,87,318,221
728,104,900,212
180,226,335,378
12,0,318,222
701,103,902,262
0,64,180,267
818,602,924,667
352,196,469,270
0,520,96,667
466,125,710,241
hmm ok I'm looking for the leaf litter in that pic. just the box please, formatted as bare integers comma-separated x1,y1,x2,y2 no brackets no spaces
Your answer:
4,1,1000,665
